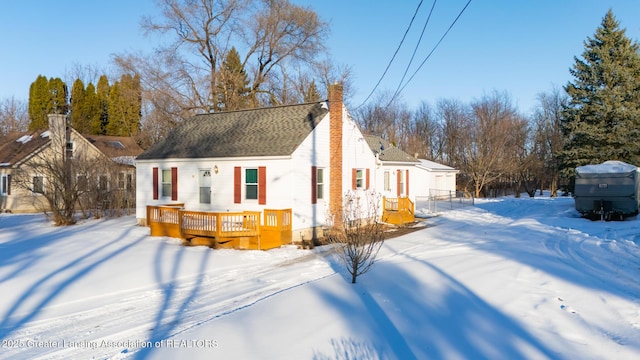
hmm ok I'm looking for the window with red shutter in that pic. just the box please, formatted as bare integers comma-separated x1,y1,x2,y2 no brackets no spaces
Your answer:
311,166,317,204
171,167,178,201
152,167,159,200
234,167,241,203
258,166,266,205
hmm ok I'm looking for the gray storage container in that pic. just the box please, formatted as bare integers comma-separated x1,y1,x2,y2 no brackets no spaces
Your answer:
574,160,640,220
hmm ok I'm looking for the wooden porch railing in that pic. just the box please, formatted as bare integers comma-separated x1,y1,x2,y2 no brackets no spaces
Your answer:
147,203,185,238
180,210,261,239
145,205,292,250
382,197,415,225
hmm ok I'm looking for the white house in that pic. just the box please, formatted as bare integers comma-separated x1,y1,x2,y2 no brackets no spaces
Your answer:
135,84,458,242
416,159,459,198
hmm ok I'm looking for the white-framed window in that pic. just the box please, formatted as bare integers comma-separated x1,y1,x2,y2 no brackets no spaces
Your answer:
316,168,324,200
33,176,44,194
118,172,126,190
1,174,8,195
245,168,258,200
355,169,364,189
162,169,172,197
384,171,390,191
99,175,109,191
399,170,405,196
126,173,133,191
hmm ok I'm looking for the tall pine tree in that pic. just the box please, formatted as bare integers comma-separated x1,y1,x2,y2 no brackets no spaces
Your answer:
28,76,68,130
28,75,50,130
106,74,141,136
560,10,640,178
96,75,110,135
217,47,251,111
70,79,88,133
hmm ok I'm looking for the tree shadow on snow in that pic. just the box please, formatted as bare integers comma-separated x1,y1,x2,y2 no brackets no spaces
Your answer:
0,215,104,286
440,201,640,302
0,225,144,340
313,246,561,359
133,241,209,359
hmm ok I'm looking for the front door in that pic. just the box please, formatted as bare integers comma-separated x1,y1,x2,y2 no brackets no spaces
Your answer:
199,169,211,204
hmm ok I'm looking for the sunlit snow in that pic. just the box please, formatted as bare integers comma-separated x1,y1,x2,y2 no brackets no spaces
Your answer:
0,194,639,359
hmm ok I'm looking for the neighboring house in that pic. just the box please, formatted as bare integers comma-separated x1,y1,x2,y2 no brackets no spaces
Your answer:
0,114,142,213
135,84,457,242
364,135,420,202
416,159,459,198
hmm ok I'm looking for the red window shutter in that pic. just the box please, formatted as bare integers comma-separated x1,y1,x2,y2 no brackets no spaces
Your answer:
406,169,410,197
352,168,357,190
152,167,159,200
7,175,10,195
396,169,401,197
311,166,317,204
171,167,178,201
234,166,241,204
366,169,370,190
258,166,266,205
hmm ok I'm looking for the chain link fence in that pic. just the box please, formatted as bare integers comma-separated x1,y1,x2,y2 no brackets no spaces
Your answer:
415,189,474,216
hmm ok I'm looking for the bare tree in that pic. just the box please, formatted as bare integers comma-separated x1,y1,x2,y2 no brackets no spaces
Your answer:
326,190,385,284
0,97,28,136
114,0,329,120
461,92,520,197
532,88,567,197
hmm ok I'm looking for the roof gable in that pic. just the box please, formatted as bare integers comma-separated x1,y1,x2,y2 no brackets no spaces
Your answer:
364,135,419,163
0,130,50,167
137,102,328,160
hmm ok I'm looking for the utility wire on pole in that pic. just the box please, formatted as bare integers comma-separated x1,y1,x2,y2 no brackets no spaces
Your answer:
354,0,425,110
387,0,472,107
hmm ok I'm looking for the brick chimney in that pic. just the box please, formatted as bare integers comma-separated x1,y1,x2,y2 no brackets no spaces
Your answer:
328,83,343,226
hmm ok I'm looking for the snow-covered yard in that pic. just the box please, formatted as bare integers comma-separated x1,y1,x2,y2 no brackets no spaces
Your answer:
0,195,639,359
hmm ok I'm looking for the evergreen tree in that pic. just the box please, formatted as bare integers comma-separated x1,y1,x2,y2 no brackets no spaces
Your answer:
27,76,68,130
96,75,110,135
48,77,68,115
303,80,322,103
217,47,250,111
28,75,50,130
559,10,640,178
70,79,88,133
106,74,141,136
84,82,101,135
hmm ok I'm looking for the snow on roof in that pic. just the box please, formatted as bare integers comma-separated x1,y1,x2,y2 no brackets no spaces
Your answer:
16,135,32,144
40,130,50,138
418,159,457,172
575,160,637,174
0,162,10,167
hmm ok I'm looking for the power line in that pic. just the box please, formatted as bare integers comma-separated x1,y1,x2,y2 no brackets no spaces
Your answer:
354,0,424,110
393,0,438,100
388,0,472,106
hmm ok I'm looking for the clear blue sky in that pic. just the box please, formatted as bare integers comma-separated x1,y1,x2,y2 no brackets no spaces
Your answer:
1,1,639,116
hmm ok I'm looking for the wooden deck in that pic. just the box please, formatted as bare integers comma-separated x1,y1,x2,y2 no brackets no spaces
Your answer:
382,197,415,225
146,205,292,250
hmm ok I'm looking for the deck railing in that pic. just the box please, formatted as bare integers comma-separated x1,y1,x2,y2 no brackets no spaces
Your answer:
180,210,261,239
147,203,185,238
382,197,415,225
145,205,291,250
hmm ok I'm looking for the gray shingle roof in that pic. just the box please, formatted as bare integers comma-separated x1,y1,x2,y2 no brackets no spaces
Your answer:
364,135,419,163
137,102,328,160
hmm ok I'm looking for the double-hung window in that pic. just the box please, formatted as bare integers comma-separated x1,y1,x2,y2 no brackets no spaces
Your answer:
245,168,258,200
316,168,324,200
0,175,9,195
162,169,172,198
33,176,44,194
